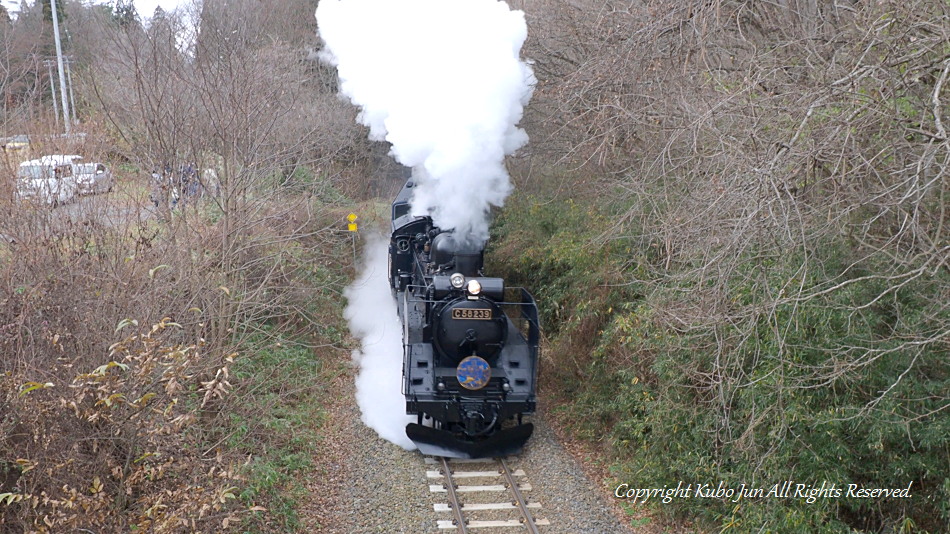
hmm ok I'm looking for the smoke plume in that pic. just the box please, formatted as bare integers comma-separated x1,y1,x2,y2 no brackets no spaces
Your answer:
324,0,533,449
316,0,535,245
342,237,416,450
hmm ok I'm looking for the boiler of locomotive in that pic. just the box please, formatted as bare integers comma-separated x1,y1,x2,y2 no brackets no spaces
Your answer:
427,231,507,365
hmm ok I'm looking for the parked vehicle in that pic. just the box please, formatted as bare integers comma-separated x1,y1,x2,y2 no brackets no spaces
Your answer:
75,162,114,195
15,155,82,206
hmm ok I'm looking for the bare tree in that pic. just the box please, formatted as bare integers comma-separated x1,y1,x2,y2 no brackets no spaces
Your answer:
80,0,371,358
1,1,359,529
518,0,948,528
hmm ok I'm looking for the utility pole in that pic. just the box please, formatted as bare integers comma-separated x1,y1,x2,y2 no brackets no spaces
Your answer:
50,0,70,135
44,60,59,127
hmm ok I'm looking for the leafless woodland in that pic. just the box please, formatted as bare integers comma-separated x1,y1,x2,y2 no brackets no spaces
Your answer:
512,0,947,530
521,0,947,417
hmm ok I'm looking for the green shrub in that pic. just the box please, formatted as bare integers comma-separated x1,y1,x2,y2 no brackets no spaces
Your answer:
489,192,949,532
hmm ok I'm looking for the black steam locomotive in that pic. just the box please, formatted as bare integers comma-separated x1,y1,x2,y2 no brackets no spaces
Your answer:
389,179,539,458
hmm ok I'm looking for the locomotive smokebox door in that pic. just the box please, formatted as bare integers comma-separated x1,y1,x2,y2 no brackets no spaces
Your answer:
435,298,507,364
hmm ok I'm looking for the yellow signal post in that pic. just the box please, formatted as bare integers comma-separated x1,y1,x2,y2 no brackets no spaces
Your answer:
346,213,358,270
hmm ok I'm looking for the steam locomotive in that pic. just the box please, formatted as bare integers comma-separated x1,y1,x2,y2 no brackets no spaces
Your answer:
389,179,539,458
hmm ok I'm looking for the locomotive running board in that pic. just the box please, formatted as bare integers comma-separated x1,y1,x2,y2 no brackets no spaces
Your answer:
407,423,534,459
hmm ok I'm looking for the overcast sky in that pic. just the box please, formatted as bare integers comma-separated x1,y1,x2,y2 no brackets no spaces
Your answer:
131,0,190,19
1,0,190,20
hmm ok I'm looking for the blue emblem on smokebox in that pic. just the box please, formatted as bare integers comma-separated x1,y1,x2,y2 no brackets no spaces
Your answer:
457,356,491,390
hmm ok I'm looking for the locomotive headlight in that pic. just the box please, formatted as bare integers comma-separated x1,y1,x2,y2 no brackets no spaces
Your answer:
466,279,482,295
450,273,465,289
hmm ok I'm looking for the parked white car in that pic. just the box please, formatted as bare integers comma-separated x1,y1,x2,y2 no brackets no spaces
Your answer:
15,155,82,206
75,162,114,195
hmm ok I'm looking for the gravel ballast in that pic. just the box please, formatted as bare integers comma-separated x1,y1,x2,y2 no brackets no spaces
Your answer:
302,364,640,533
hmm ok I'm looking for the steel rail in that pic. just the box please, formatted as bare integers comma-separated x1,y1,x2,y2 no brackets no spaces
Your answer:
440,456,469,533
498,457,540,534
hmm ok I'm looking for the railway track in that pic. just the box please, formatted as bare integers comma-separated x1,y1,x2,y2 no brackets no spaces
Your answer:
426,456,550,532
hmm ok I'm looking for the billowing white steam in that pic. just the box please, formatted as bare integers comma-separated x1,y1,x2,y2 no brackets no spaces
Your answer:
324,0,533,450
317,0,535,245
342,236,416,450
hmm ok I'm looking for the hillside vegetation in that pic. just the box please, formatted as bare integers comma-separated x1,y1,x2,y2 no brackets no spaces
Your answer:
489,0,949,531
1,1,370,531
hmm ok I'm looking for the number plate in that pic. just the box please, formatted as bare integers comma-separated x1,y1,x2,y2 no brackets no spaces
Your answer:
452,308,492,320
